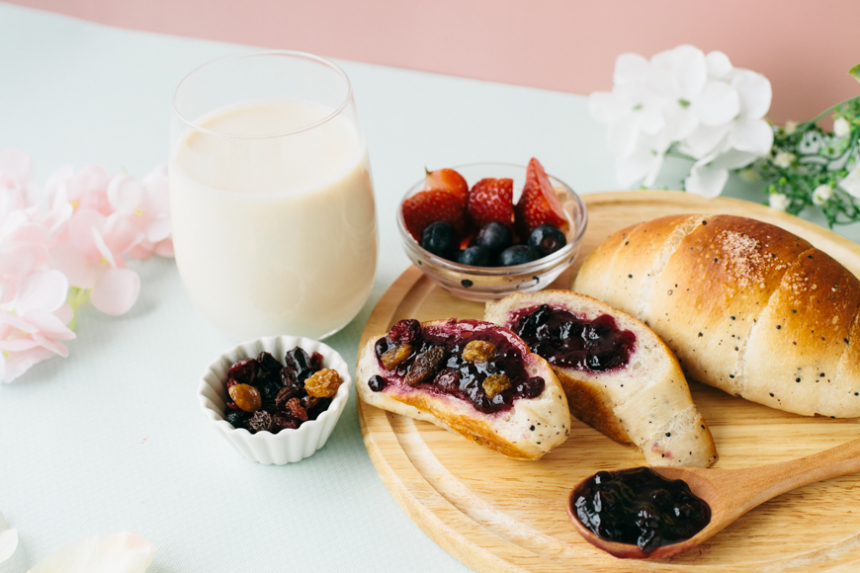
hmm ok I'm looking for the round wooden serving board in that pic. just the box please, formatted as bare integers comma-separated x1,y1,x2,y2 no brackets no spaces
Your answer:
357,191,860,573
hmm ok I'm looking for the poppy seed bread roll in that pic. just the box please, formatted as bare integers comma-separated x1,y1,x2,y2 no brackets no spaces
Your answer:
573,214,860,418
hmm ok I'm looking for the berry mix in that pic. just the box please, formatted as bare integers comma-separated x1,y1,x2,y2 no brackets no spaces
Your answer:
223,348,343,434
370,318,546,414
402,158,570,267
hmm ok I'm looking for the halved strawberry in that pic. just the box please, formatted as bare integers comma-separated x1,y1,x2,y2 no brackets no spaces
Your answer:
424,168,468,209
402,189,466,241
514,158,568,237
467,178,514,231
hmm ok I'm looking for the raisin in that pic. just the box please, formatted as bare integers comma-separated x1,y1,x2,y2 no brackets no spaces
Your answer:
280,366,299,388
275,385,303,407
284,397,309,421
380,344,412,369
257,379,282,403
225,411,247,428
301,395,320,410
388,319,421,344
286,347,314,382
405,346,446,386
228,383,262,412
257,351,282,377
227,358,258,385
307,398,332,420
368,375,387,392
272,412,300,432
461,340,496,363
305,368,343,398
483,373,511,398
310,352,325,371
247,410,273,433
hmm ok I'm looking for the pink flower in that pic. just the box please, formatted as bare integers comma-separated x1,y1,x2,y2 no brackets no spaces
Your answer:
0,269,75,383
108,164,173,258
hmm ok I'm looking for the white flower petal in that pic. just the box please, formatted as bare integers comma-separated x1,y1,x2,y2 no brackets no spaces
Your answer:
813,184,833,205
729,119,774,156
15,270,69,315
708,148,760,170
107,175,143,215
664,104,699,141
680,123,732,159
607,116,642,158
685,162,729,198
589,91,630,124
92,228,117,268
90,267,140,316
613,53,650,85
839,162,860,198
672,45,708,100
28,532,155,573
769,193,790,211
692,81,740,126
615,135,669,187
706,51,733,79
731,70,772,120
834,117,851,138
0,511,18,564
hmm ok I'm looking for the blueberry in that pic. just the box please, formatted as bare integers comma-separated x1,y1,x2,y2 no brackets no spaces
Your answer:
474,222,513,253
420,221,456,258
456,245,491,266
498,245,540,266
528,224,567,256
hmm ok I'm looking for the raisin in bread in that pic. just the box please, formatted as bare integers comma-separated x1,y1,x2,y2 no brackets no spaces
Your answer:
356,318,570,460
485,290,717,467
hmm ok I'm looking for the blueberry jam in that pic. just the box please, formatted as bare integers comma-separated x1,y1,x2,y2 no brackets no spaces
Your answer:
373,319,545,414
510,305,636,371
572,467,711,554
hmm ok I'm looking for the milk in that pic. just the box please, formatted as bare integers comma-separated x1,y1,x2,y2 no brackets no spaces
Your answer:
169,100,377,340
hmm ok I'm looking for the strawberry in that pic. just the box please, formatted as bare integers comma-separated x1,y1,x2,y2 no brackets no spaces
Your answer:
514,158,568,237
467,178,514,231
402,189,465,241
424,168,468,209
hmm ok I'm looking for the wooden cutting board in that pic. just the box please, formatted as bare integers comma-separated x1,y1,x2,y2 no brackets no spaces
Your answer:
357,191,860,573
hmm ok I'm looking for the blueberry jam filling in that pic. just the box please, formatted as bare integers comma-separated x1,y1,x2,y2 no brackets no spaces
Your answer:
510,304,636,371
572,467,711,554
372,319,544,414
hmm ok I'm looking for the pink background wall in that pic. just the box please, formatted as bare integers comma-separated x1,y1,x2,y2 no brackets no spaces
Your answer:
10,0,859,124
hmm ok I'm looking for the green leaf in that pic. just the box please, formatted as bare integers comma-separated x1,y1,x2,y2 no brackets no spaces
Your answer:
850,64,860,83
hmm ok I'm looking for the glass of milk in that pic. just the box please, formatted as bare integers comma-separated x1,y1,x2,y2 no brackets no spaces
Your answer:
169,51,377,341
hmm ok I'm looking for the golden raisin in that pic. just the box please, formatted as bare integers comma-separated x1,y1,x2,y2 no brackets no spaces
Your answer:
381,344,412,370
482,373,511,398
228,383,262,412
462,340,496,363
305,368,342,398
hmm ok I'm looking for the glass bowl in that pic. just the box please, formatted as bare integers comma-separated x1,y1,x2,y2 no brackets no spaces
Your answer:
396,162,588,302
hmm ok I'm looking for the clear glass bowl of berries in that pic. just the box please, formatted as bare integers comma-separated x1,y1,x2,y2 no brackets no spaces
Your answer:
397,160,588,301
197,335,352,464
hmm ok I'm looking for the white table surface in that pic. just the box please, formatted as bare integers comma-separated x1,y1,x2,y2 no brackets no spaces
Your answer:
2,3,858,572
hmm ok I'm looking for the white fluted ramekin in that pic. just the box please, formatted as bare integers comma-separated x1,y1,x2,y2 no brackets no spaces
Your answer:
197,335,352,464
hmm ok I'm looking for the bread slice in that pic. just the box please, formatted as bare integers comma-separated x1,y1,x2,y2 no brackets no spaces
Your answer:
485,290,717,467
356,318,570,460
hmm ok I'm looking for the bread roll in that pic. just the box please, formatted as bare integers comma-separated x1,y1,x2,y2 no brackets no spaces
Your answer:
356,318,570,460
573,214,860,418
485,290,717,467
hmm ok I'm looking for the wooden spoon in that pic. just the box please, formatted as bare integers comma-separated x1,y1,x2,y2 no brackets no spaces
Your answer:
567,438,860,560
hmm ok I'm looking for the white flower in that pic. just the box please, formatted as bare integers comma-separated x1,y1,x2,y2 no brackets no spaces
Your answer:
784,121,799,135
0,511,17,565
812,184,833,205
839,160,860,198
774,151,795,169
769,193,790,211
591,45,773,196
28,532,154,573
834,117,851,138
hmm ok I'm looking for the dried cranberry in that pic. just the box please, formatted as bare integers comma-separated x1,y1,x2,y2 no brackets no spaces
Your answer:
310,352,325,371
368,375,387,392
226,378,238,390
247,410,273,433
388,319,421,345
433,369,459,392
284,397,309,421
227,358,258,385
226,401,241,411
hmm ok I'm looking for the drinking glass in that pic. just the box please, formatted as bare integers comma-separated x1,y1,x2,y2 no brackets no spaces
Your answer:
169,51,377,340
